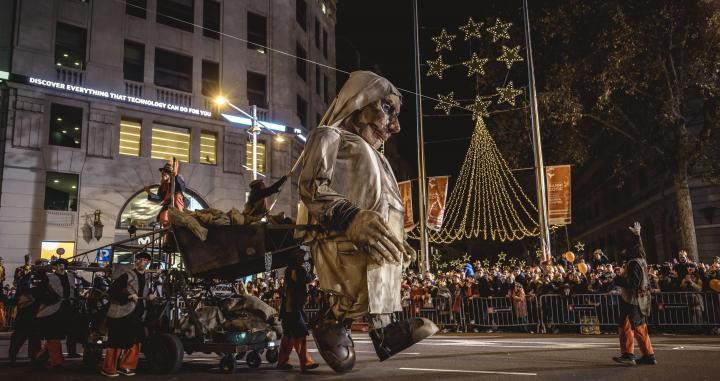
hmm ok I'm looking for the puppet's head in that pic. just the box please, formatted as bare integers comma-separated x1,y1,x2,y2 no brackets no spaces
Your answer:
319,71,402,149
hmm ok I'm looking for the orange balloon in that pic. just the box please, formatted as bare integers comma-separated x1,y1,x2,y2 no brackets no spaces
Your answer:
564,251,575,263
578,263,588,274
710,279,720,293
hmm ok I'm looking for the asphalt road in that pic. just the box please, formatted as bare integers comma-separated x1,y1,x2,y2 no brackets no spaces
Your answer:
2,332,720,380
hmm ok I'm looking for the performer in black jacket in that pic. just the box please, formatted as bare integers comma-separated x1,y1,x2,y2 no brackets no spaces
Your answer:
101,252,154,377
34,258,77,368
8,256,41,363
277,254,318,372
612,222,657,366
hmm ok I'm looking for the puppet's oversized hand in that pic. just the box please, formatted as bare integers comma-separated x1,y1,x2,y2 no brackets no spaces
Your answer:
346,210,403,265
402,240,417,269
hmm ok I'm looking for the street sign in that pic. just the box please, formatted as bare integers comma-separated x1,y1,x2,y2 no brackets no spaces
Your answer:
96,248,112,263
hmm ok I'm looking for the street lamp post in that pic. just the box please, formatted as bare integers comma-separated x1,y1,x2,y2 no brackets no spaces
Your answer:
523,0,552,262
250,105,260,180
215,96,267,180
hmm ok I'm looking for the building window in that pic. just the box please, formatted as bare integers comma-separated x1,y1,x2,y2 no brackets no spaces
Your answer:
247,71,267,108
296,0,307,30
246,141,266,173
315,66,321,95
154,48,193,92
49,103,82,148
119,117,141,157
203,0,220,39
126,0,147,18
314,18,320,48
55,23,87,70
201,60,219,96
44,172,79,211
151,124,190,162
323,74,329,103
123,40,144,82
296,43,307,80
247,12,267,53
296,95,307,127
200,131,217,165
157,0,194,33
322,29,328,58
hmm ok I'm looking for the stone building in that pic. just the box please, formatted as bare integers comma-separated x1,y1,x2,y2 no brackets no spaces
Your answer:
0,0,337,280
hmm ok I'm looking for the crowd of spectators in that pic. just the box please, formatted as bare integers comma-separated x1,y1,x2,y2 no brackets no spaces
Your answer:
400,250,720,306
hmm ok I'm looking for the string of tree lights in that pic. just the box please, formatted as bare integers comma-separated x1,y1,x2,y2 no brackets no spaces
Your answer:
409,117,539,243
413,16,540,243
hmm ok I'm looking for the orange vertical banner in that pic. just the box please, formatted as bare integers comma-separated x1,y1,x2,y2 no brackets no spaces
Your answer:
426,176,449,231
546,165,571,225
398,180,415,231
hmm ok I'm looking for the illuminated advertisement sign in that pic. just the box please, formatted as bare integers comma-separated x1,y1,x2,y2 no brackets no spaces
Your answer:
28,77,212,118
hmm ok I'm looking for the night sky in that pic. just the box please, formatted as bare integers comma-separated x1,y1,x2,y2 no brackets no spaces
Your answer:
335,1,536,182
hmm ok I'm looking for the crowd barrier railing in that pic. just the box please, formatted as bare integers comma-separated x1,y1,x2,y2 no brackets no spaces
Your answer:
538,292,720,330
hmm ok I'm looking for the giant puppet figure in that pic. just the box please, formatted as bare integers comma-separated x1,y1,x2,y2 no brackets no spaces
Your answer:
298,71,437,372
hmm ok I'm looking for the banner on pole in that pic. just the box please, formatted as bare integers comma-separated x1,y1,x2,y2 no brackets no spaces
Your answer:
426,176,449,231
398,180,415,231
546,165,571,225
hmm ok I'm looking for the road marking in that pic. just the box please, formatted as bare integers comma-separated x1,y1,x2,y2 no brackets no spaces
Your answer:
354,350,421,355
399,367,537,376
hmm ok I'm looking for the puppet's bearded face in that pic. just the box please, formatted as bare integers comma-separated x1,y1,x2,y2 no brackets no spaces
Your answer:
347,94,401,149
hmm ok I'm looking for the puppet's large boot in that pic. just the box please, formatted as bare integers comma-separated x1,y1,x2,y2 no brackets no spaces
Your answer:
311,318,356,373
369,317,438,362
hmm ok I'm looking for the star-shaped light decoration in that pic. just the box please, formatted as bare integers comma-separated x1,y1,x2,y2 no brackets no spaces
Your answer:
467,96,492,120
459,17,483,40
435,92,460,115
431,28,457,52
574,242,586,252
426,55,450,79
462,53,489,77
498,252,507,261
486,18,512,42
496,81,523,106
498,45,524,70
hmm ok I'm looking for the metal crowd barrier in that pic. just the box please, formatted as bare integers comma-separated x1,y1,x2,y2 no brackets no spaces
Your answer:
259,292,719,333
538,292,720,330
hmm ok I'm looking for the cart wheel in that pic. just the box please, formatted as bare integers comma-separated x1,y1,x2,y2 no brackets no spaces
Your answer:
82,347,102,369
246,350,262,368
219,354,237,374
146,333,184,374
265,348,278,364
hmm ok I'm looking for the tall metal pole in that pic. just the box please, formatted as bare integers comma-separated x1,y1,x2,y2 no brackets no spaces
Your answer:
412,0,430,271
251,105,259,180
523,0,552,262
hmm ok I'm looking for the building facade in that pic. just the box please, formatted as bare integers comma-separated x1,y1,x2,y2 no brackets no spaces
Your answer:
0,0,337,280
570,158,720,264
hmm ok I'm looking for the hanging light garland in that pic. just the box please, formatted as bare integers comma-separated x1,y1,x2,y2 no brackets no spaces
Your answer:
426,55,451,79
409,118,539,243
497,45,524,69
496,81,524,106
431,28,457,52
459,17,484,40
462,53,489,77
411,16,537,244
435,92,460,115
486,18,513,42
